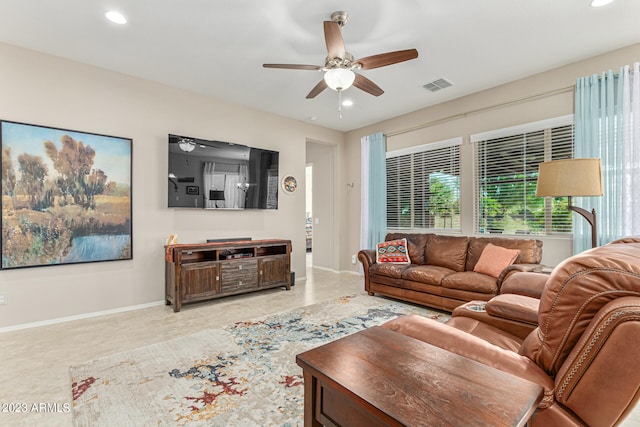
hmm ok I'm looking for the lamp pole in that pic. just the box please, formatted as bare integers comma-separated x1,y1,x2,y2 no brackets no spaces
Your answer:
567,196,598,248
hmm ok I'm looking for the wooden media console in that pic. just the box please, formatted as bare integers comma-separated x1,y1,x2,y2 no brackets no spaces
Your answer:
165,239,291,312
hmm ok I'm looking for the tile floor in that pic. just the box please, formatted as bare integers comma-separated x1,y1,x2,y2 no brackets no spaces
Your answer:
0,257,638,426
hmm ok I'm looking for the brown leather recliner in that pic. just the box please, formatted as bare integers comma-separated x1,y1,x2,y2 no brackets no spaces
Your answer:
382,237,640,426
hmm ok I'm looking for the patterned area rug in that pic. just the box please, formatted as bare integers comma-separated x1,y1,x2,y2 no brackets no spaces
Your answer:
70,294,449,426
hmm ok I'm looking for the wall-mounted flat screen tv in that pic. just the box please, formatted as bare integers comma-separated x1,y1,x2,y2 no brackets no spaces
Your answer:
168,134,279,209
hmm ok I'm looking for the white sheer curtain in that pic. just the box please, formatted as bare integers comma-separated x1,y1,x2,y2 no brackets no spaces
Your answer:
574,62,640,252
621,62,640,236
203,162,216,208
224,175,242,208
204,162,250,209
239,164,248,184
222,164,249,209
238,164,248,209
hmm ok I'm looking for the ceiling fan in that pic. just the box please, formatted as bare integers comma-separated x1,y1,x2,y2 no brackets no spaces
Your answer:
263,11,419,99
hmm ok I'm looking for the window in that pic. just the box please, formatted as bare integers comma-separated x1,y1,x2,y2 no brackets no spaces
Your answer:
387,138,461,231
472,116,574,236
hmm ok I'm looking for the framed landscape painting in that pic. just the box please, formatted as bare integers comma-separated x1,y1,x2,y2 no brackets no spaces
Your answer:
1,120,132,269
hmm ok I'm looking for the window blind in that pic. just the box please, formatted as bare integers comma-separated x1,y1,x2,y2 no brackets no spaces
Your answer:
387,138,461,230
473,121,574,236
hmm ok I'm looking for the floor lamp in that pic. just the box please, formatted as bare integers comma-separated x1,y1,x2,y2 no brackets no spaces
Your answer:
535,158,604,248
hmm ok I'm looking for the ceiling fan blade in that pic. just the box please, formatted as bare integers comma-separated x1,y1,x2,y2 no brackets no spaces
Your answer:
324,21,345,60
263,64,323,71
353,74,384,97
306,80,328,99
356,49,419,70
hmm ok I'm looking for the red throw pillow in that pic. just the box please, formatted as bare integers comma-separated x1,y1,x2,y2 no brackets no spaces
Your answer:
376,238,411,264
473,243,520,278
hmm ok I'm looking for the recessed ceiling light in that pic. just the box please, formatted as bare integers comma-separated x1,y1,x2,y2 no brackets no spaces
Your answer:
307,116,317,121
105,11,127,24
341,99,353,107
590,0,615,7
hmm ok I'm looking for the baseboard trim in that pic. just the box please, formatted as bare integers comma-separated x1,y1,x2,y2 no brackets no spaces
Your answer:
312,265,340,273
311,265,362,276
340,270,363,276
0,300,166,334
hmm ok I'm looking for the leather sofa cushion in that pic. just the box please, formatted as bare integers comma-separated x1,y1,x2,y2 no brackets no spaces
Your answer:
369,262,410,279
425,235,469,272
466,237,543,271
440,287,494,304
442,271,498,294
386,233,430,265
445,316,524,352
402,265,452,286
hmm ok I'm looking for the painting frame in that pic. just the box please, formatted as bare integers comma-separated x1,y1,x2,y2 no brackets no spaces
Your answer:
1,120,133,270
186,185,199,195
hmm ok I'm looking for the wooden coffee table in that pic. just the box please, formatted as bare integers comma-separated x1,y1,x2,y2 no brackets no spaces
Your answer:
296,326,543,427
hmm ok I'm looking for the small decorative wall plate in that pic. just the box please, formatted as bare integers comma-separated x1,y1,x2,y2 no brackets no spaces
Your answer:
282,175,297,194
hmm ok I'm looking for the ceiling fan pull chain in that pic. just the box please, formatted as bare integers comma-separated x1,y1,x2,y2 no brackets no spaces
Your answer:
338,90,343,119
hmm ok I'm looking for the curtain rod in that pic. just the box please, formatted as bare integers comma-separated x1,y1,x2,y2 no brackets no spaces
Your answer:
593,64,638,78
385,85,574,138
204,160,246,166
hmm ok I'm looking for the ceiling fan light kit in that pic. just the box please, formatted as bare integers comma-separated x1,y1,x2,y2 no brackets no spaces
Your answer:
178,138,196,152
263,10,419,116
324,68,355,91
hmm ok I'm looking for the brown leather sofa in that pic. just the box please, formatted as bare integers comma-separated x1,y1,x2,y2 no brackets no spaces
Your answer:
358,233,544,311
382,237,640,426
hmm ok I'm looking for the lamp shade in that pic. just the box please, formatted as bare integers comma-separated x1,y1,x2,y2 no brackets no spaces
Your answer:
324,68,355,91
536,158,603,197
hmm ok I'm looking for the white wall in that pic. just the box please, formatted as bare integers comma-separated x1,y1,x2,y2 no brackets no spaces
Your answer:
0,42,344,328
340,43,640,272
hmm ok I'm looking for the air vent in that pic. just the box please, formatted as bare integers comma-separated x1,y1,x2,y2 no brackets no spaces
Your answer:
423,78,453,92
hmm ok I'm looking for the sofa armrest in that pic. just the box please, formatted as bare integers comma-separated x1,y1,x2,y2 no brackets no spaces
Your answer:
381,315,555,407
497,264,546,292
358,249,376,294
500,271,549,299
358,249,376,267
485,294,539,325
453,299,538,339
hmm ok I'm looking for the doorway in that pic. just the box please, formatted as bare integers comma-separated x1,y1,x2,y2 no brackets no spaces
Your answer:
305,140,336,270
306,164,313,267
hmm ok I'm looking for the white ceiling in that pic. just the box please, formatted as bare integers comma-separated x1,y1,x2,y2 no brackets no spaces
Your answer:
0,0,638,132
